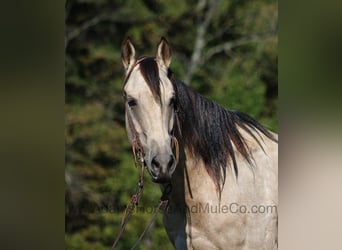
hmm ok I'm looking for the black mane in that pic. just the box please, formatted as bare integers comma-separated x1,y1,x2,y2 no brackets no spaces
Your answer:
168,71,277,192
135,57,277,192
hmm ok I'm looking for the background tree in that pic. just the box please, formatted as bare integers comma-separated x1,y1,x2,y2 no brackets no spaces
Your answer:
65,0,277,249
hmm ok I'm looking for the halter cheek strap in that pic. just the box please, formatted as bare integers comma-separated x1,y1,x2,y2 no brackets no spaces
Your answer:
126,110,145,164
122,57,149,164
123,57,147,162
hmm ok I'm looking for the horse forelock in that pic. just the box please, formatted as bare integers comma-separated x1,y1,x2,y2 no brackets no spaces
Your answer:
168,72,277,193
128,56,162,103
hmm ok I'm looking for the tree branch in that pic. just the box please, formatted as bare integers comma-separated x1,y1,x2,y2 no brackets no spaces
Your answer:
184,31,276,83
65,7,153,48
65,13,109,48
204,32,275,61
184,0,222,85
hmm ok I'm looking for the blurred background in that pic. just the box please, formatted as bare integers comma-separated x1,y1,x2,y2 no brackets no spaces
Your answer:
65,0,277,249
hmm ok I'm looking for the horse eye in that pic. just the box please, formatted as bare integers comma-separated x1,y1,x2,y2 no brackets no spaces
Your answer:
127,99,137,107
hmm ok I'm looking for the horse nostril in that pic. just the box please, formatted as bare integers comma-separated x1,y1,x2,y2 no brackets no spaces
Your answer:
151,155,175,171
151,157,161,169
150,154,175,182
167,156,175,169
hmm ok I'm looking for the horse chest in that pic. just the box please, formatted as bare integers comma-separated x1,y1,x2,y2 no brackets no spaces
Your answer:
163,193,249,249
163,152,277,249
163,163,248,249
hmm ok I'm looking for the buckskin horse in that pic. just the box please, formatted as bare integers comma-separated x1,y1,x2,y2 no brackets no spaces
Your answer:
120,37,278,249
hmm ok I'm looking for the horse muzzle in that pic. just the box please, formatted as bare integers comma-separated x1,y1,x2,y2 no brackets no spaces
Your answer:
147,153,176,183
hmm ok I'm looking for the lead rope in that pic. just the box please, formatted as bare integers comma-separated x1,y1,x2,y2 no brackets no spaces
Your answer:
111,164,172,250
130,183,172,250
111,148,145,250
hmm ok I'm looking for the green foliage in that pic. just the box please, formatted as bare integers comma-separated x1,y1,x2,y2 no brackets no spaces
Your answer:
66,0,277,249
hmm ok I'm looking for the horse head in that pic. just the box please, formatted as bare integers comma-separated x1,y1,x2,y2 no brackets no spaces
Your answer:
121,37,178,183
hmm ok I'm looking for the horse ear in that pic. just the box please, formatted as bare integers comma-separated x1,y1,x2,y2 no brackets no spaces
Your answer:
121,37,136,71
156,37,172,68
